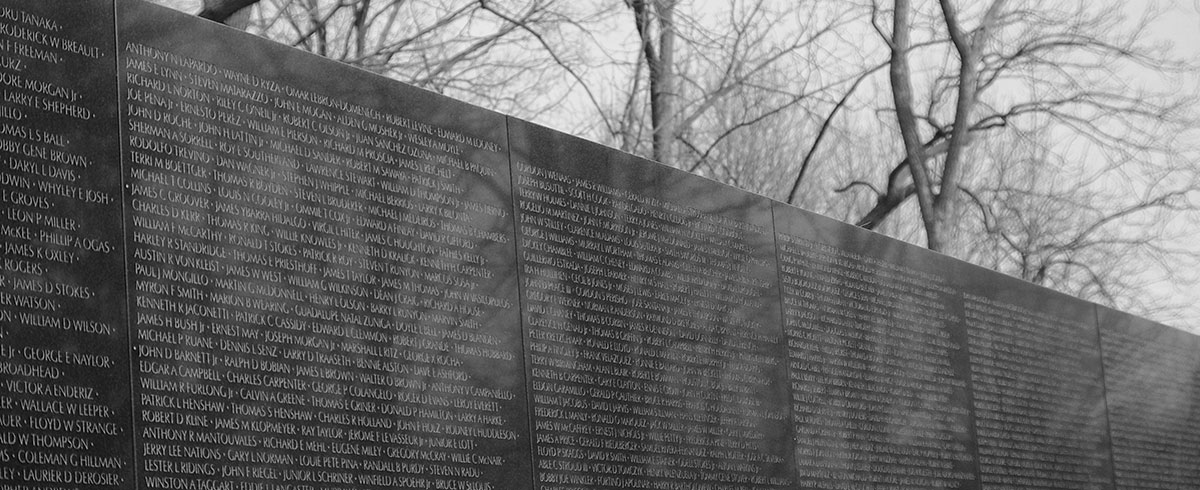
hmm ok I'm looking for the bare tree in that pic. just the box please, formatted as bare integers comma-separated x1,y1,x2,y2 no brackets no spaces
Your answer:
883,0,1004,252
609,0,859,184
959,132,1200,322
828,1,1197,253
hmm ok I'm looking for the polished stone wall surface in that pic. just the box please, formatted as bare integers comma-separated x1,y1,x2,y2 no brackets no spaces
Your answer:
117,2,531,489
0,1,131,488
774,207,979,489
511,120,792,489
1,1,1198,490
1098,308,1200,489
957,270,1114,490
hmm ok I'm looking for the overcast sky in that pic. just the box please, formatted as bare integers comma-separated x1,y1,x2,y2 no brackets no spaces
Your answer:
1145,1,1200,55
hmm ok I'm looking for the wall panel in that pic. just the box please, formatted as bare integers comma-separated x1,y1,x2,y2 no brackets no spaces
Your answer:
0,1,130,487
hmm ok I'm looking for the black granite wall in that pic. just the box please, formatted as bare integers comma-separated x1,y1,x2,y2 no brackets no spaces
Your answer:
1,1,1197,489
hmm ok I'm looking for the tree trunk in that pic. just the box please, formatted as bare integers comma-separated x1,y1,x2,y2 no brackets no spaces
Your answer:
885,0,1005,253
630,0,677,167
652,1,676,167
888,0,943,249
932,0,1006,252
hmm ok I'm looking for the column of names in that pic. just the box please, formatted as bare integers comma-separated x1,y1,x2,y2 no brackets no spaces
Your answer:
1099,315,1200,489
515,157,791,490
778,231,976,490
121,38,522,490
963,294,1113,490
0,3,127,488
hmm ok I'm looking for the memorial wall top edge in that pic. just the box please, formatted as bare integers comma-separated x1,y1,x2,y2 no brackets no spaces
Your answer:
114,0,1192,338
118,0,509,133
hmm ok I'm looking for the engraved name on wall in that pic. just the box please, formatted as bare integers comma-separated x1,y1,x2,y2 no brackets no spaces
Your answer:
1099,311,1200,489
511,121,793,490
961,288,1113,490
0,2,128,488
1,3,1199,490
117,3,529,489
774,208,978,490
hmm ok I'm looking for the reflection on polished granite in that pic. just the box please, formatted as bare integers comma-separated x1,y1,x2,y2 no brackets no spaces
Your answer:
0,1,1194,489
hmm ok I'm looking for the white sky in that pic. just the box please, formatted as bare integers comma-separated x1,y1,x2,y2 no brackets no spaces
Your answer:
1133,1,1200,331
1144,1,1200,55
